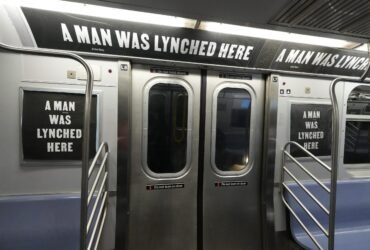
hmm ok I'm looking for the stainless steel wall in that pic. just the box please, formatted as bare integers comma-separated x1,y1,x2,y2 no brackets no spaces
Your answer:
202,71,265,250
0,54,118,195
270,74,354,233
127,64,201,250
0,52,118,250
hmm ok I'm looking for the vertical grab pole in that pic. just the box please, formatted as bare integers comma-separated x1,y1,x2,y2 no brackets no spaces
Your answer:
0,42,94,250
328,43,370,250
328,78,339,250
80,62,94,250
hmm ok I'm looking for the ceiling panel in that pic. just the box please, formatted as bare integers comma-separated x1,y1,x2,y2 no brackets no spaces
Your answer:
95,0,290,24
69,0,370,42
271,0,370,40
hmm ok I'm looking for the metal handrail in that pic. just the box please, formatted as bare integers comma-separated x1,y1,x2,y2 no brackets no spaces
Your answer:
282,166,329,215
88,153,108,203
281,141,331,250
87,173,108,231
283,183,329,237
86,142,109,250
284,151,330,193
0,42,94,250
281,48,370,250
88,143,108,177
89,205,108,250
284,141,331,172
88,192,108,250
327,44,370,250
281,196,324,250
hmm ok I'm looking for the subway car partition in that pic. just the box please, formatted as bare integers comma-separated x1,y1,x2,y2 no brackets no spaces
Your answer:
126,64,201,250
271,74,334,234
273,77,370,249
203,71,264,250
119,64,265,250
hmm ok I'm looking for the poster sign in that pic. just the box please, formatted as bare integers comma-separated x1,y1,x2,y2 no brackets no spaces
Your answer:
22,90,97,161
290,104,332,157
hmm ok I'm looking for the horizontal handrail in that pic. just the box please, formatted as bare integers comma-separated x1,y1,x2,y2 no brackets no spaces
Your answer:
283,167,329,215
86,141,109,250
284,151,330,193
281,193,324,250
281,140,332,250
283,183,328,236
88,152,108,204
88,192,108,250
88,143,109,177
87,173,108,232
283,141,331,172
92,208,108,250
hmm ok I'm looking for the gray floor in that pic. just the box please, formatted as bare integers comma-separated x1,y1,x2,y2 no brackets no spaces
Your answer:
275,231,303,250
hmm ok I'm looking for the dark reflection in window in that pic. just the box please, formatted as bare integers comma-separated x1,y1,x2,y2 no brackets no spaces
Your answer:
147,83,188,173
344,121,370,164
347,89,370,115
347,99,370,115
215,88,251,171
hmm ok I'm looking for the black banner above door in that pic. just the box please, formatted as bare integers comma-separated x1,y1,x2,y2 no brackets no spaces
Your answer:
22,7,370,77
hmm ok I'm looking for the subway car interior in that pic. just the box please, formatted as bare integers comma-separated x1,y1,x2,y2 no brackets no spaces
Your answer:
0,0,370,249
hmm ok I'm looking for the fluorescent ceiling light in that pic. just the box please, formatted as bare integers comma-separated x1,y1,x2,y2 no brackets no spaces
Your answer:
2,0,196,28
199,21,358,49
355,44,370,52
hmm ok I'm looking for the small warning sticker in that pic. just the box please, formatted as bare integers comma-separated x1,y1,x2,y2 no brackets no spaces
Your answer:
214,181,248,187
146,183,185,191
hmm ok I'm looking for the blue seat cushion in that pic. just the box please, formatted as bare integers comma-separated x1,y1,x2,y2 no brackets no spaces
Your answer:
286,179,370,250
0,194,80,250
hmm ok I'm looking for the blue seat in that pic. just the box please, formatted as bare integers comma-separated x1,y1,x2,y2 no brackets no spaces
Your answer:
286,179,370,249
0,194,80,250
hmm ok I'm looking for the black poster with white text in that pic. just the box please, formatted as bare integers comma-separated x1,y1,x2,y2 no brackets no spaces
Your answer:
290,104,332,157
22,91,97,161
21,7,370,78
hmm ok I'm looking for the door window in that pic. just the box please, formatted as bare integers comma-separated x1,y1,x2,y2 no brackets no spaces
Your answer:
146,83,190,174
344,87,370,164
344,121,370,164
213,87,252,172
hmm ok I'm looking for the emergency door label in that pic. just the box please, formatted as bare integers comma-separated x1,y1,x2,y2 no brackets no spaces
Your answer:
215,181,248,187
22,90,97,161
146,183,185,190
